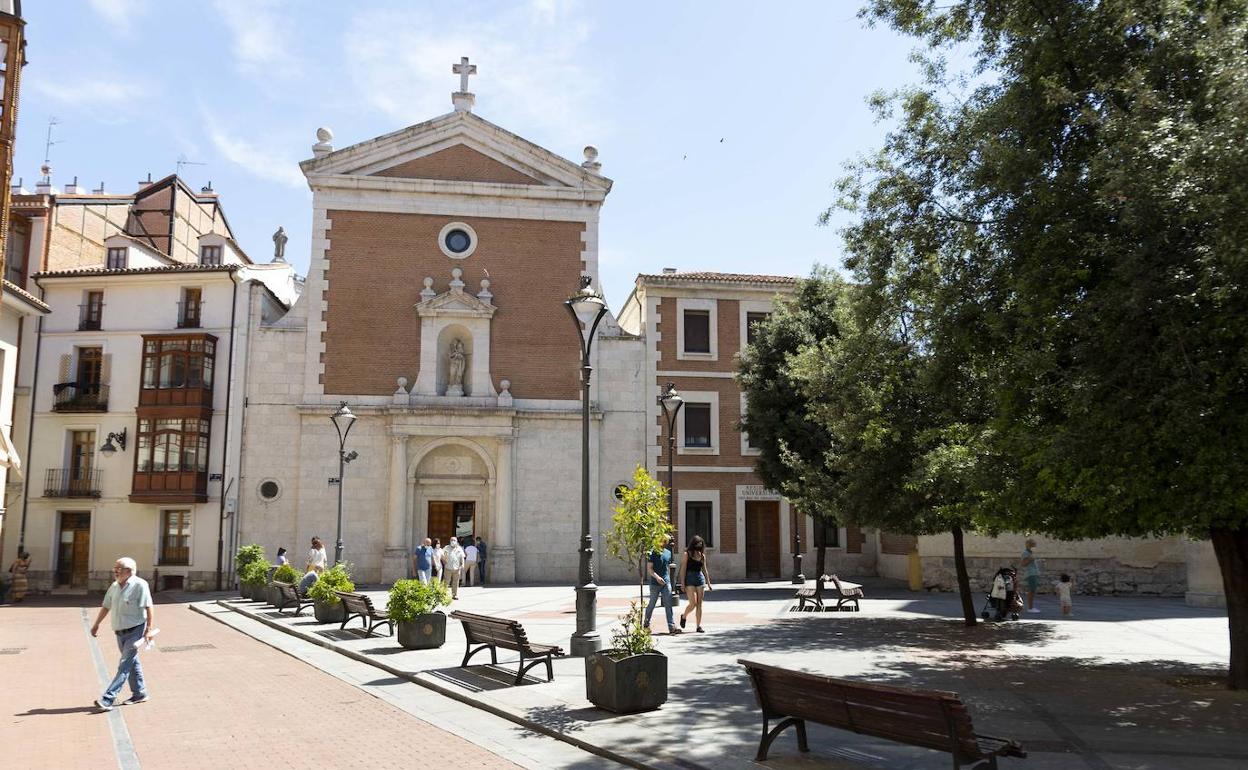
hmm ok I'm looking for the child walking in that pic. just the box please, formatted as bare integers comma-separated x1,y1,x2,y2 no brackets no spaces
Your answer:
1055,573,1074,616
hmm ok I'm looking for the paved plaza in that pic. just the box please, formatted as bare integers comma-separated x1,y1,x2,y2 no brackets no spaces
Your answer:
201,579,1243,770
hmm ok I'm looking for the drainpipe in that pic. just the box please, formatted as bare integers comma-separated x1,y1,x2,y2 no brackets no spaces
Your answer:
16,282,46,554
214,275,239,591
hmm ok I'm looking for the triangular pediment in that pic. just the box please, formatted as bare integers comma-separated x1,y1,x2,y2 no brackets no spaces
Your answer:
301,111,612,193
415,286,497,318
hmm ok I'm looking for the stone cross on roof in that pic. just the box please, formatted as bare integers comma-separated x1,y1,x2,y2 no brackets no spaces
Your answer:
453,57,477,93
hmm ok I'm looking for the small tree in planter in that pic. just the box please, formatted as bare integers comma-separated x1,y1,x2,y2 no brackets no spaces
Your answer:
270,563,301,605
307,563,354,623
241,559,271,602
388,579,452,649
235,544,264,598
590,465,673,714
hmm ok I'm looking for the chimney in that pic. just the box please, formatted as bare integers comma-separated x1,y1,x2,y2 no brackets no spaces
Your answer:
36,164,58,195
93,181,107,195
63,175,84,194
662,267,677,274
136,172,153,190
11,176,27,195
201,181,215,195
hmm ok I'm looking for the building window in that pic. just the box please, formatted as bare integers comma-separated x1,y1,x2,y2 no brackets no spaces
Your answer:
136,418,210,473
746,312,770,346
199,245,222,266
80,291,104,330
683,310,711,353
106,247,128,270
160,510,191,565
437,221,478,259
686,501,714,548
259,480,281,500
683,403,712,448
142,337,216,390
179,288,202,328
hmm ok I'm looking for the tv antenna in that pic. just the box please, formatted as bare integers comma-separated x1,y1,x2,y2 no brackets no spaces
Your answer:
176,153,207,176
41,117,62,181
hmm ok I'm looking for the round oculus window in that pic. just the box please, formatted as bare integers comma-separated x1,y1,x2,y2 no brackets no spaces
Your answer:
614,483,631,502
444,229,471,254
259,480,281,500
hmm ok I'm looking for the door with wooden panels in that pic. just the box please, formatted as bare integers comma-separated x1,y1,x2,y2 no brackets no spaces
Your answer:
427,501,454,545
745,500,781,579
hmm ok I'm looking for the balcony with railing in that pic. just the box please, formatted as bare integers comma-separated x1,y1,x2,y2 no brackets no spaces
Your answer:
78,303,104,331
44,468,102,498
176,299,204,329
52,383,109,412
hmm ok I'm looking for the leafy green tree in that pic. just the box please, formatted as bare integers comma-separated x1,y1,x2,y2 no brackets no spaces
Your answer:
845,0,1248,685
606,466,674,603
738,271,848,578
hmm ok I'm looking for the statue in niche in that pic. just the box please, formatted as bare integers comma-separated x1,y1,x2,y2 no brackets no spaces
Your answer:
447,338,467,396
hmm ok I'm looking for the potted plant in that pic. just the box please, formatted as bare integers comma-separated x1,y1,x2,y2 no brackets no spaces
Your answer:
269,563,301,605
307,563,354,623
588,465,674,713
241,558,271,601
388,579,452,649
235,544,264,599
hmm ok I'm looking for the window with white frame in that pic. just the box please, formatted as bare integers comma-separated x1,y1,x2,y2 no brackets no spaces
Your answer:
106,247,127,270
199,245,222,266
678,489,720,549
741,392,760,455
676,390,719,455
739,299,775,354
677,298,718,360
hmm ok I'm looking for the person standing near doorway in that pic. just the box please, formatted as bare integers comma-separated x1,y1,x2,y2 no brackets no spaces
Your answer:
8,550,30,602
678,535,713,632
412,538,434,584
89,557,154,710
475,537,487,585
463,539,479,586
444,537,465,599
1021,538,1042,613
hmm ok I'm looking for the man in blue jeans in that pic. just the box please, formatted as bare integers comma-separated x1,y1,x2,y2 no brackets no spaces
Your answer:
89,557,155,711
643,542,681,635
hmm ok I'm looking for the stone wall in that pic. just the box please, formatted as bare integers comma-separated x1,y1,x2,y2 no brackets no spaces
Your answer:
920,555,1188,596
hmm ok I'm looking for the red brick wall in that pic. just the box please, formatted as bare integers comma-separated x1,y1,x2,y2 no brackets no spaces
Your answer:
655,296,741,373
372,144,540,185
321,210,585,397
670,471,758,554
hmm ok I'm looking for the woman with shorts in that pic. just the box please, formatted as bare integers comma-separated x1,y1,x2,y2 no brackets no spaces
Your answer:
678,535,713,632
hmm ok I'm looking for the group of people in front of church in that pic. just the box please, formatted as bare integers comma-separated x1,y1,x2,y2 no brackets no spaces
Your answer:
410,536,486,600
644,535,713,634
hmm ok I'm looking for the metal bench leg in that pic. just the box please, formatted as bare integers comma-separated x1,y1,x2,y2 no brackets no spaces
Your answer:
756,715,804,761
462,642,494,667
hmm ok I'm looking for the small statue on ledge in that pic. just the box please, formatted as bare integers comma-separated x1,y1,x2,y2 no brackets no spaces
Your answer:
447,339,466,396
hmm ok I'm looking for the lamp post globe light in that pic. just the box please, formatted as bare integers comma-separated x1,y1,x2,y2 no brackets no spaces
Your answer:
657,383,683,605
330,401,359,565
564,276,609,657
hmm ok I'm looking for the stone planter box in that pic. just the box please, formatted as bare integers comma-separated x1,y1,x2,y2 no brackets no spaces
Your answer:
265,584,282,607
313,600,345,624
396,613,446,649
586,651,667,714
245,582,266,601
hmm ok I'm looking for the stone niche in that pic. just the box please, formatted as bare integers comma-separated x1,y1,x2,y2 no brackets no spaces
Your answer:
412,269,497,399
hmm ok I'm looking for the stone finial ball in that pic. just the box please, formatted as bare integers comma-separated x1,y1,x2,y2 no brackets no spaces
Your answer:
583,146,599,162
316,127,334,143
423,277,434,288
452,267,463,279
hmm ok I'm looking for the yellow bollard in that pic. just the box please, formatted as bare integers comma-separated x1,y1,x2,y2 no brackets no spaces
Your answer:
907,549,923,591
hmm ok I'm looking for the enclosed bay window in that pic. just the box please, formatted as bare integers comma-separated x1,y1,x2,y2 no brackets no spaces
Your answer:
136,417,209,473
142,336,215,390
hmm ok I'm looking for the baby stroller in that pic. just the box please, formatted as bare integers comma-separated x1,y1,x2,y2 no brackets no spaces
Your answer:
981,567,1023,621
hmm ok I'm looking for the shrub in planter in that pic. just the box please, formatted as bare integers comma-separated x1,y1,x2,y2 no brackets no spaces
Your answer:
269,563,301,605
307,563,354,623
388,579,452,649
586,602,668,714
235,544,265,597
241,559,271,601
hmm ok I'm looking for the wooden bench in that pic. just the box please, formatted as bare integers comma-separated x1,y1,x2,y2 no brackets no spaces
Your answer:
794,575,865,612
739,659,1025,768
334,591,392,637
273,581,313,617
450,610,564,685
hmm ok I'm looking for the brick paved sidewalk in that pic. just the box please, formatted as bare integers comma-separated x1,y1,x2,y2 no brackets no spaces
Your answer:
0,598,519,770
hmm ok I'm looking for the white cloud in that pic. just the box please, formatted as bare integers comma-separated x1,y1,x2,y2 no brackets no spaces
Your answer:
87,0,145,34
344,3,603,150
31,77,148,109
212,0,299,77
206,121,306,190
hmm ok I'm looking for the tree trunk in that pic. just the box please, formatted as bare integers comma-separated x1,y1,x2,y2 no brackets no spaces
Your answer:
951,526,978,627
815,545,827,580
1210,526,1248,690
637,556,645,604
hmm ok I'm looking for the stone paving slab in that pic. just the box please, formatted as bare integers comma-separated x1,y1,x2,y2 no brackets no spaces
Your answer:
211,580,1247,770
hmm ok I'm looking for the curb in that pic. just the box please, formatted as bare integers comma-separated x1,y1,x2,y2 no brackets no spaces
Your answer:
196,600,678,770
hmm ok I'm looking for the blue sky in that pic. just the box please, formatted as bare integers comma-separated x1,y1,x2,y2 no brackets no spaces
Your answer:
15,1,922,308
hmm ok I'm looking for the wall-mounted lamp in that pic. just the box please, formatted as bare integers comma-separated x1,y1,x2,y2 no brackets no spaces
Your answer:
100,429,128,455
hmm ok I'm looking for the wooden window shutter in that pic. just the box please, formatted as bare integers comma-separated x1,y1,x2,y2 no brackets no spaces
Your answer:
58,354,71,383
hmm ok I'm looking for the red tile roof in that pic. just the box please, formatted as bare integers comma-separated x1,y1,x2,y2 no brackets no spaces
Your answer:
637,271,797,285
32,264,240,279
3,279,51,312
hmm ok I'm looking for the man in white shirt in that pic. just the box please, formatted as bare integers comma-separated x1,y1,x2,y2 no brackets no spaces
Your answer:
444,537,466,599
463,541,479,586
89,557,154,711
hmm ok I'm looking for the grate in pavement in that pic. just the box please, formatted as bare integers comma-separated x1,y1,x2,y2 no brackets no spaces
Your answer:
159,643,216,653
0,647,26,655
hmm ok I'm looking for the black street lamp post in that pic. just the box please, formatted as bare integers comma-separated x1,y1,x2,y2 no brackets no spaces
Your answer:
658,382,683,605
792,514,806,584
330,402,359,565
565,276,609,657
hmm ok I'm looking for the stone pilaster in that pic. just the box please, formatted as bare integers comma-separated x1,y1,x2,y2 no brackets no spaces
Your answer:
382,435,409,584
